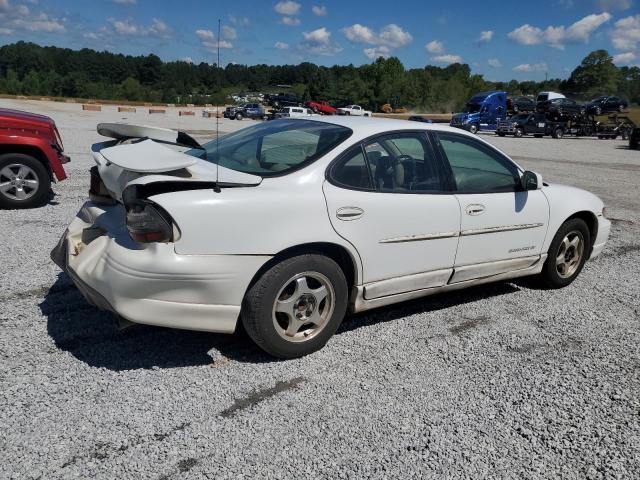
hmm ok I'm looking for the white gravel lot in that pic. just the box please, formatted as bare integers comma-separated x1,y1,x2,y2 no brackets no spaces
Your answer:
1,99,639,479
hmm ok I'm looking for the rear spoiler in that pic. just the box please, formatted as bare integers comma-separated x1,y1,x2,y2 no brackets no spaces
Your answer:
97,123,203,150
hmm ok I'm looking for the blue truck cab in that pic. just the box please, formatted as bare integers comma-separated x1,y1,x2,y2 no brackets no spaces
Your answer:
450,91,507,134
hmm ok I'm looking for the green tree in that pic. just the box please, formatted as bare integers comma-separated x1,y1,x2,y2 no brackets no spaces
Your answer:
562,50,619,98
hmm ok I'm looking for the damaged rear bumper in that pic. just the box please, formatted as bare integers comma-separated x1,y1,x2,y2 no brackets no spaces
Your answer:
51,202,271,334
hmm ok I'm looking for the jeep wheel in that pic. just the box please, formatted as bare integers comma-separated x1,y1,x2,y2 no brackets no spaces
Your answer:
595,106,602,115
235,112,243,120
0,153,51,209
468,123,478,135
242,253,348,358
515,127,524,138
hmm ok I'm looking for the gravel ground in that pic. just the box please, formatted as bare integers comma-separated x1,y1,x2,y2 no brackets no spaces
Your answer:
1,99,639,479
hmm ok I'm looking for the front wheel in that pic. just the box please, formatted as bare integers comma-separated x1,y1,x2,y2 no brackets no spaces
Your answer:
619,104,625,113
595,106,602,115
553,128,564,139
515,127,524,138
0,153,51,209
468,123,478,134
235,112,243,120
539,219,590,288
242,253,348,358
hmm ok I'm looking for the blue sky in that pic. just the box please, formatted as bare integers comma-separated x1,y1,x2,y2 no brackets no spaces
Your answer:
0,0,638,80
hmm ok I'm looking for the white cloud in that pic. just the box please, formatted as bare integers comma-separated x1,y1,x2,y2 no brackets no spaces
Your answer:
342,23,376,43
110,18,170,37
596,0,632,10
274,41,289,49
181,56,193,63
613,51,636,64
221,25,237,40
611,15,640,50
343,23,412,59
513,62,548,72
228,15,250,27
300,26,341,55
0,1,66,33
312,5,327,16
113,0,136,4
280,16,300,26
431,54,462,64
425,40,444,54
364,45,391,59
488,58,502,67
478,30,493,43
196,29,214,41
303,26,330,44
274,1,301,15
508,13,611,49
343,23,412,47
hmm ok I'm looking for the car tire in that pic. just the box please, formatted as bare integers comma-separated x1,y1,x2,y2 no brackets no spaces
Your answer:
513,105,519,113
553,128,564,139
241,253,348,359
468,124,478,134
312,107,318,114
619,105,625,113
539,218,591,289
595,106,602,115
0,153,51,209
515,127,524,138
497,132,506,137
235,113,243,120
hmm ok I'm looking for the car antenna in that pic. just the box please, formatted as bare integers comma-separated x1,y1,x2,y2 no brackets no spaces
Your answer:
213,18,222,193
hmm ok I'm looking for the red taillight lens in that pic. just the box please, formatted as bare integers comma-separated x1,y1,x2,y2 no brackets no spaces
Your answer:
126,202,175,243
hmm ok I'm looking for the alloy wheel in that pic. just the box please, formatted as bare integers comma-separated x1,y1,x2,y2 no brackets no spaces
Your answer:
272,271,335,343
0,163,40,201
555,231,584,279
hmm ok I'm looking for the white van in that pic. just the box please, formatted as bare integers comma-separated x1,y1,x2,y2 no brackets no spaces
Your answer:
536,91,566,102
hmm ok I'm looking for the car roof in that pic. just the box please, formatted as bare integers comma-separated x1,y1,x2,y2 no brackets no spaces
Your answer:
289,115,474,138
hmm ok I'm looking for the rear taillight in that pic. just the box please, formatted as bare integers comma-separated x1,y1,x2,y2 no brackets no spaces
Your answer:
126,202,176,243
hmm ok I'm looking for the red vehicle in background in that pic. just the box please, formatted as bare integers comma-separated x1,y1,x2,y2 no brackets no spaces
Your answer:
0,108,69,209
304,100,337,115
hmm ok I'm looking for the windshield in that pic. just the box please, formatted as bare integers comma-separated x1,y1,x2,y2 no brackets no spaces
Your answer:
465,103,482,113
191,119,352,177
537,94,548,102
591,96,607,102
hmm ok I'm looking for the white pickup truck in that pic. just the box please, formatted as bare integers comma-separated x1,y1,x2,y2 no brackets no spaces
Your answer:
337,105,372,116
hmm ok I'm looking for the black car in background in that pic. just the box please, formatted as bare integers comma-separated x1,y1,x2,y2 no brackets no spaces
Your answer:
537,97,585,118
507,96,536,113
585,96,628,115
264,93,302,108
497,113,566,138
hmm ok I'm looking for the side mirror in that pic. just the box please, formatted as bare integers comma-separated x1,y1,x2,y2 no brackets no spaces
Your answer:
521,170,543,190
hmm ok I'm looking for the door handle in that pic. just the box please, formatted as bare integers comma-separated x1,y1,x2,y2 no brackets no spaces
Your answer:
465,204,485,216
336,206,364,221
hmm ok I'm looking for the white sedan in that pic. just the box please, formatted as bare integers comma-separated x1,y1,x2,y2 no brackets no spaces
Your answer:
52,118,610,358
337,105,372,116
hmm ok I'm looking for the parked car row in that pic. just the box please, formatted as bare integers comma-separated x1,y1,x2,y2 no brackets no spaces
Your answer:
452,90,631,134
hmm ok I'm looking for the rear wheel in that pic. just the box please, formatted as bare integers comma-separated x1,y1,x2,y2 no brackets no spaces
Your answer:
539,219,590,288
0,153,51,209
515,127,524,138
619,104,625,113
595,106,602,115
235,112,243,120
553,127,564,139
242,253,348,358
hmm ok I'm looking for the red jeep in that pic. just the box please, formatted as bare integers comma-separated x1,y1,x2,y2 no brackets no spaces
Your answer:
304,100,337,115
0,108,69,209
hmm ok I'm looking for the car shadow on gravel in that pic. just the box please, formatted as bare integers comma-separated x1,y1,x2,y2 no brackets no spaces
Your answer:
42,273,519,369
41,273,274,371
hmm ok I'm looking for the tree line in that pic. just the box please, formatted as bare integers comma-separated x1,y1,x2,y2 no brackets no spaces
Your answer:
0,42,638,111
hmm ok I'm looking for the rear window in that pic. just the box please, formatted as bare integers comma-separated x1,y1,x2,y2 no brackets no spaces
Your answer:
195,119,352,177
